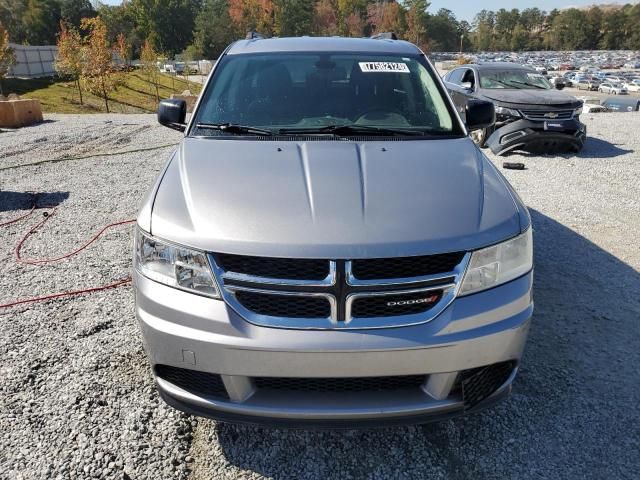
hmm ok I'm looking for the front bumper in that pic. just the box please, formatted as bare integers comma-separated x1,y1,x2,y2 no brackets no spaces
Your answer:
134,271,533,427
487,118,587,156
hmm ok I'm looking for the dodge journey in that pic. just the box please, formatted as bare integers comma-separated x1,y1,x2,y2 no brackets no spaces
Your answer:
133,34,533,427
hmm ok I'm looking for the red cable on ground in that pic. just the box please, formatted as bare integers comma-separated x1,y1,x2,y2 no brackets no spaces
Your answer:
0,278,132,309
0,204,36,227
15,207,136,265
0,197,137,309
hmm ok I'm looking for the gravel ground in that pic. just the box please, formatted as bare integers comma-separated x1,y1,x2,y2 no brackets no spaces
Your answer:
1,113,638,479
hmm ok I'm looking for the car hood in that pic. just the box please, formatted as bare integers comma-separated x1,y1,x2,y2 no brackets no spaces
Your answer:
148,137,525,258
479,88,581,108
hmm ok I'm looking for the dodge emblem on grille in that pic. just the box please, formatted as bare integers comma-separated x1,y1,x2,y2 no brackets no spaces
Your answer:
387,294,439,307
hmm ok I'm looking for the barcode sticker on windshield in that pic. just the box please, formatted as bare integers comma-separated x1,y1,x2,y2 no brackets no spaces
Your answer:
359,62,409,73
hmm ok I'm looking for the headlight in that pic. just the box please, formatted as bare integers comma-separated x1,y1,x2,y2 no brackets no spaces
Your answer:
134,229,220,298
459,229,532,296
494,106,521,118
574,106,583,116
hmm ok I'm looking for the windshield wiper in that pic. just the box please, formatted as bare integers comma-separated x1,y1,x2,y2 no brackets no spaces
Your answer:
194,123,274,136
505,80,548,90
278,124,428,137
488,79,522,89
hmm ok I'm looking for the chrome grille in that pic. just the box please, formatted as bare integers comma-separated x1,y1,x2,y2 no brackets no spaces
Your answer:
520,109,574,121
211,253,469,330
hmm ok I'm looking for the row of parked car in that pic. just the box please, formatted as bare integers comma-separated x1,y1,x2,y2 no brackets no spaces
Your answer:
463,51,640,73
545,70,640,94
567,71,640,94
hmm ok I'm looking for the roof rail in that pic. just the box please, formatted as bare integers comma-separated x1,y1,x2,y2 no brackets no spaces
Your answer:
245,31,265,40
371,32,398,40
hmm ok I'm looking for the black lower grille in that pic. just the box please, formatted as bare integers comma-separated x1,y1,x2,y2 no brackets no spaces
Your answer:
456,361,516,409
235,290,331,318
216,253,329,281
254,375,426,393
351,290,442,318
155,365,228,399
351,252,464,280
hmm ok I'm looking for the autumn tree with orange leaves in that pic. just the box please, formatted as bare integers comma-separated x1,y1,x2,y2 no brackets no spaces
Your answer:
140,40,160,103
367,1,404,36
229,0,275,36
114,33,132,68
312,0,339,36
80,17,115,113
56,22,84,104
0,22,16,96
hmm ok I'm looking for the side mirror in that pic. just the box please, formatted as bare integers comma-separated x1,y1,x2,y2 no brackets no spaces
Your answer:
460,81,473,91
158,99,187,132
465,99,495,131
555,83,565,90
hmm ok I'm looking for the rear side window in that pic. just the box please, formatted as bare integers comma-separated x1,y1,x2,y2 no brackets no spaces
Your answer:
193,52,461,135
445,68,465,85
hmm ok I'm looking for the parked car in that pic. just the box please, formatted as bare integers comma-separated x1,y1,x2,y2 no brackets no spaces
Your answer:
604,75,625,84
549,75,566,88
444,62,586,155
136,35,534,427
576,78,601,91
579,97,608,113
602,97,640,112
624,79,640,93
599,82,628,95
563,71,577,82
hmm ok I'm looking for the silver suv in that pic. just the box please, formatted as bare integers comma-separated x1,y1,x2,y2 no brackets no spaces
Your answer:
134,35,533,427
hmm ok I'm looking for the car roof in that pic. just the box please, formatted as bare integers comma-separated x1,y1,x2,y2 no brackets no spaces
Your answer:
226,36,421,55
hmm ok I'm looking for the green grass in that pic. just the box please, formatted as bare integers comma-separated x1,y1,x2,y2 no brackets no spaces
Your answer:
1,71,203,114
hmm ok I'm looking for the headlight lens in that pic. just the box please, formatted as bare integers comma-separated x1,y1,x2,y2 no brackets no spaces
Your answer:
459,229,533,296
494,106,521,118
135,229,220,298
574,106,583,116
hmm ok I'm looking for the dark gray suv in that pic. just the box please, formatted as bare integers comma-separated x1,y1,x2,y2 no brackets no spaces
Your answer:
134,35,533,427
444,63,586,155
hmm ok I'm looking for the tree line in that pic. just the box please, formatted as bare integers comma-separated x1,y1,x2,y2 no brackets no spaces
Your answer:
474,6,640,51
1,0,639,62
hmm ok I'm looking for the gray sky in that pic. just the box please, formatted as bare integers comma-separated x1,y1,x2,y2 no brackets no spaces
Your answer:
98,0,637,23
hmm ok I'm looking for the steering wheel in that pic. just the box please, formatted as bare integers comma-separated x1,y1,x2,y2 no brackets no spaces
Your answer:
353,108,408,125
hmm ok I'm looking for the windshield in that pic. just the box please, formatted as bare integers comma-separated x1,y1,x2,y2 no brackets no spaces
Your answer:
191,52,461,136
479,69,552,90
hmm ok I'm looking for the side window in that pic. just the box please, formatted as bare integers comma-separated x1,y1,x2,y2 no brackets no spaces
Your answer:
446,68,465,85
461,69,476,89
